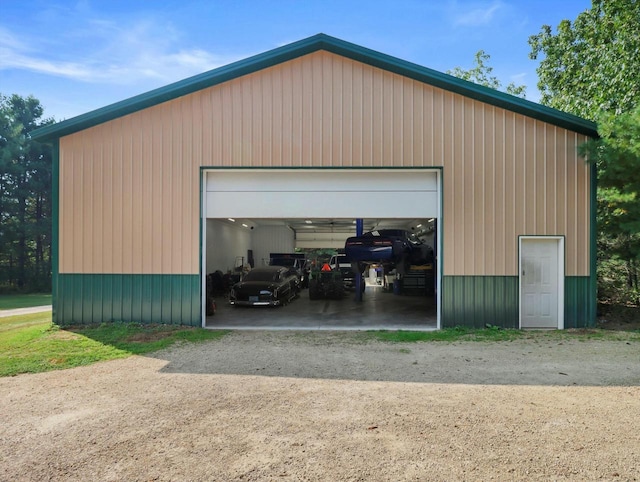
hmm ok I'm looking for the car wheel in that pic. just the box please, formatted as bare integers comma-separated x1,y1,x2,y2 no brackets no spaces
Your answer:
332,282,345,299
308,279,320,300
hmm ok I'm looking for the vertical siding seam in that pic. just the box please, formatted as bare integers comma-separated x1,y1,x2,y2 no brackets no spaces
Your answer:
248,77,254,165
320,56,325,166
470,101,476,275
462,97,466,273
493,112,497,274
336,56,341,167
345,58,349,167
254,68,265,167
168,110,174,275
485,104,490,275
525,118,540,234
149,115,156,274
367,65,372,166
400,75,404,166
89,130,94,275
532,120,536,234
128,121,134,273
71,138,77,273
419,83,424,165
102,133,109,274
543,123,547,233
430,87,434,167
553,126,557,234
277,68,283,166
480,103,485,274
566,129,572,273
501,110,506,275
512,117,516,241
358,64,364,167
78,136,84,273
70,138,76,272
449,94,455,274
523,117,527,235
158,115,164,275
584,134,590,273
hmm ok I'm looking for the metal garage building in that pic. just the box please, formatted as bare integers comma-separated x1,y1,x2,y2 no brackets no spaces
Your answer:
32,33,598,330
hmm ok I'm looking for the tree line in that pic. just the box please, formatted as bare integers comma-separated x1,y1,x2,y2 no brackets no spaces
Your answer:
2,0,639,303
0,94,54,292
451,0,640,305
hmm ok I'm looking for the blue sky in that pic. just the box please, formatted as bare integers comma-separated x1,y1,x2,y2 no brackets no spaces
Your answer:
1,0,591,121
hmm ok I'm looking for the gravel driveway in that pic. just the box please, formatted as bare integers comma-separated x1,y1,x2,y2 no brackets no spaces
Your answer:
2,331,639,481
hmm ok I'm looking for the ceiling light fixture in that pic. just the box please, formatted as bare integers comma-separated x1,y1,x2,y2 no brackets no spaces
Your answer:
228,218,235,222
305,220,313,224
242,223,248,228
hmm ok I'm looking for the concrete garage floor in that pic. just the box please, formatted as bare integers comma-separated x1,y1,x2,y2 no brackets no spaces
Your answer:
206,285,437,331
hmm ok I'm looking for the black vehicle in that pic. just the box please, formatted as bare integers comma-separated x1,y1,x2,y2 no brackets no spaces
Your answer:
307,264,344,300
344,229,433,274
229,266,300,306
269,253,308,288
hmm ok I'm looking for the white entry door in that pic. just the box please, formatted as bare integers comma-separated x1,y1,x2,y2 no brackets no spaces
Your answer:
520,238,564,329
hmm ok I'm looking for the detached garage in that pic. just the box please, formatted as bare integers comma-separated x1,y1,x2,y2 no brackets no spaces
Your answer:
33,33,598,330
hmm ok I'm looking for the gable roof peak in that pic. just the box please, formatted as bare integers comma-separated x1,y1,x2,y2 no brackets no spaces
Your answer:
32,33,597,141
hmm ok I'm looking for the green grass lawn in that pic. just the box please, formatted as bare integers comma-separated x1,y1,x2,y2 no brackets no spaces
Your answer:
0,313,228,377
0,293,52,310
365,325,640,343
2,311,638,378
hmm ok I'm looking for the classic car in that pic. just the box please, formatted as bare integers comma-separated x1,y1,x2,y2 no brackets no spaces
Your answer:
229,266,301,306
344,229,434,274
269,253,308,288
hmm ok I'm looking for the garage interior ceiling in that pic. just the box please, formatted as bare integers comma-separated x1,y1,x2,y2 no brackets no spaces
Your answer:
219,218,435,234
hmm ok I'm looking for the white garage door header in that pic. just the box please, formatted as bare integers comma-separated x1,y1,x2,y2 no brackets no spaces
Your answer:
205,169,440,218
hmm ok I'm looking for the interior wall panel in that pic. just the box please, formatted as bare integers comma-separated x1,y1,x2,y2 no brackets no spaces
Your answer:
58,50,591,277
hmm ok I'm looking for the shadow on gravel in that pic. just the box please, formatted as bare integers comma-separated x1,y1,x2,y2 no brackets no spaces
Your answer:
149,332,640,387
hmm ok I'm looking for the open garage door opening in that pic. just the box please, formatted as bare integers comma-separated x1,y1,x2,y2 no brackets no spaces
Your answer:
201,169,442,330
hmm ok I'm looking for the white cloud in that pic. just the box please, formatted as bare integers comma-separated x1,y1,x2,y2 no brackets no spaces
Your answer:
451,1,504,27
510,72,527,83
0,18,237,85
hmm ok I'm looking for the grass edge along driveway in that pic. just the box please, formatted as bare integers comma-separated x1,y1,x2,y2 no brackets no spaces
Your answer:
0,312,228,377
2,312,638,378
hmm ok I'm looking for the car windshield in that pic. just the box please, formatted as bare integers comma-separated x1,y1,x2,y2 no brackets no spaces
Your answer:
243,270,277,282
271,258,296,267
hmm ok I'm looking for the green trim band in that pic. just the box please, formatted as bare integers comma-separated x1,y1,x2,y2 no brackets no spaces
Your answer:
442,275,592,329
32,33,598,142
442,276,519,329
565,276,592,329
56,274,200,326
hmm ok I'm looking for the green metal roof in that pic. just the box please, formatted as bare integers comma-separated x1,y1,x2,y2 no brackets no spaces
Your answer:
32,33,598,142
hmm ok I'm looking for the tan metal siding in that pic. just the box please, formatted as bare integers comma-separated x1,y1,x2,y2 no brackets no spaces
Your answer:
59,50,591,276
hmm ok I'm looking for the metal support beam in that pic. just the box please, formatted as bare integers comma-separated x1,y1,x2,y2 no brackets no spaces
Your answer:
355,219,364,302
